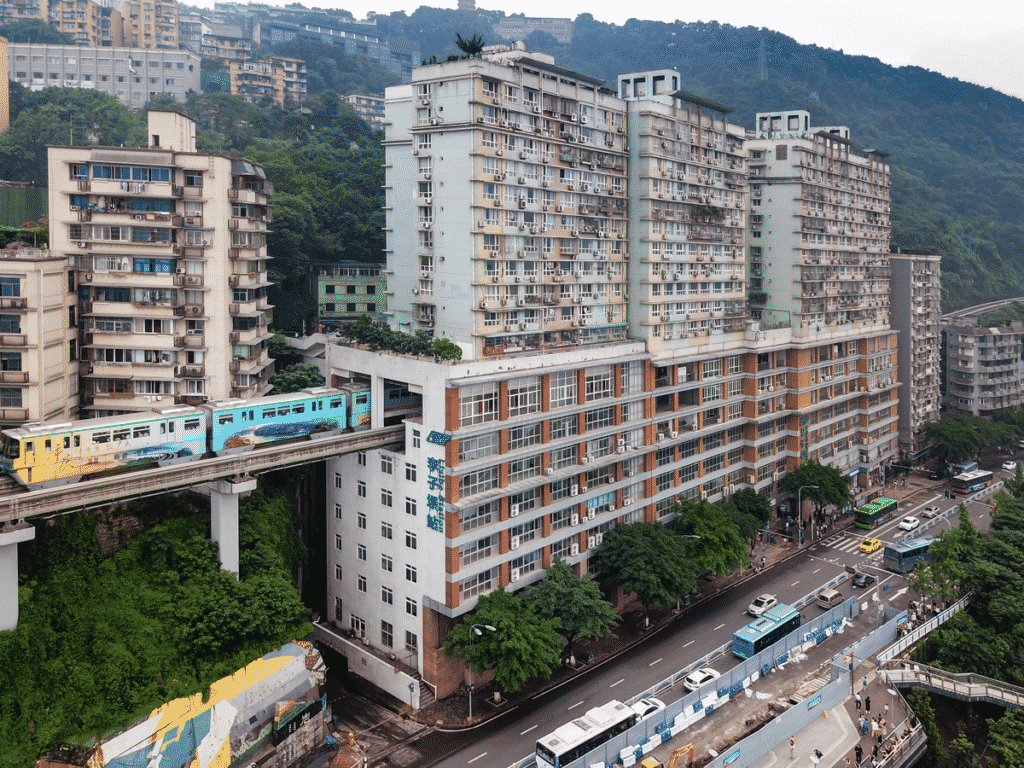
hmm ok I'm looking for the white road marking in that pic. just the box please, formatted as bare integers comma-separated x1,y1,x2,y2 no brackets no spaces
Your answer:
568,701,583,710
683,639,695,648
649,658,662,667
610,678,624,688
468,754,488,764
714,623,725,631
812,568,821,574
791,581,800,586
520,725,538,735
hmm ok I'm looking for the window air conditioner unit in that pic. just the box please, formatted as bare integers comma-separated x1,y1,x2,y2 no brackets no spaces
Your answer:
657,432,666,441
587,536,596,549
545,467,554,475
571,543,580,556
581,457,589,464
510,503,520,517
594,533,603,546
670,430,679,439
510,567,520,581
571,485,579,496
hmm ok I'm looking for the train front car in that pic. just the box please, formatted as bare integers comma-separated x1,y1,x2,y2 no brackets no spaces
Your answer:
0,406,206,489
203,387,349,455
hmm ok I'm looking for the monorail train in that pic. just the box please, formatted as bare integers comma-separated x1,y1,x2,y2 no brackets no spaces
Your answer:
0,384,375,489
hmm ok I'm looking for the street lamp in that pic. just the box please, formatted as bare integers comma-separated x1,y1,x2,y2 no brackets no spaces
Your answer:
798,485,819,541
467,623,496,721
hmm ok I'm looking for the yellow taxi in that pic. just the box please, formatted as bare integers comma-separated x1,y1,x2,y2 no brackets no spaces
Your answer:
859,538,882,554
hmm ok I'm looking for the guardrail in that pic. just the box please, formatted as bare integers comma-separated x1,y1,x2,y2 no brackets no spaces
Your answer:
0,426,405,525
884,661,1024,711
877,592,970,663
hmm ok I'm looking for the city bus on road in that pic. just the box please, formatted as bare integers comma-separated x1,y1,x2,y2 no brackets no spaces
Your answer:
854,497,899,530
950,470,994,495
732,603,802,659
883,536,933,573
535,699,637,768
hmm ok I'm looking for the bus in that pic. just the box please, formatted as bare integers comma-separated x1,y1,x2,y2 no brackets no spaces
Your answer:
952,461,979,476
535,700,638,768
732,603,802,659
951,470,994,495
854,497,899,530
883,536,934,573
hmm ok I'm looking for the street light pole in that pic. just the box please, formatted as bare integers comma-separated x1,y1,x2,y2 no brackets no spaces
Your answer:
467,623,496,721
798,485,819,541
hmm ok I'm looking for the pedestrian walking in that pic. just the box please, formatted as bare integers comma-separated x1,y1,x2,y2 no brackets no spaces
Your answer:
855,692,861,709
791,737,796,760
881,723,888,741
883,702,889,718
865,695,871,712
862,676,868,690
873,744,879,761
762,555,766,569
855,745,863,766
871,719,878,739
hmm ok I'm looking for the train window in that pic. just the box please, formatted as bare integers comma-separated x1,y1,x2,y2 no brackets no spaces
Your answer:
64,437,70,449
293,404,305,414
74,435,80,447
241,410,248,421
263,409,275,418
219,414,234,425
92,433,110,444
356,394,369,405
25,441,33,452
184,418,200,430
279,406,291,416
330,399,343,409
133,427,150,438
167,421,174,433
113,430,129,441
45,439,52,450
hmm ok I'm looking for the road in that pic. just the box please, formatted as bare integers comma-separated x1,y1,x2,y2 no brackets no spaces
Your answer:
401,480,997,768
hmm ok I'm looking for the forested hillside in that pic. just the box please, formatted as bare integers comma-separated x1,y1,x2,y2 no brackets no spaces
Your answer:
375,9,1024,311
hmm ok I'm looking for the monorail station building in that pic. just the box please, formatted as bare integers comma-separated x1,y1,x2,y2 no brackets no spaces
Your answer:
316,44,899,707
47,109,275,417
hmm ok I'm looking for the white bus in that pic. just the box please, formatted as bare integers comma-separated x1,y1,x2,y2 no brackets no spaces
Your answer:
535,699,638,768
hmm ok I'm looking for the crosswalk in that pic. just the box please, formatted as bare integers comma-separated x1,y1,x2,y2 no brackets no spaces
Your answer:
820,533,889,556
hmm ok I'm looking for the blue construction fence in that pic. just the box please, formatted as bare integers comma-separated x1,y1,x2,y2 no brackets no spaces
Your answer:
563,596,861,768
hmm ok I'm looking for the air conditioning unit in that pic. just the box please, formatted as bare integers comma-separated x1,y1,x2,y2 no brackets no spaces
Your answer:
510,503,520,517
570,543,580,556
727,484,735,495
587,536,596,549
623,498,632,506
545,466,554,475
571,485,579,496
510,568,520,581
412,288,420,294
84,273,93,281
511,535,521,550
657,433,666,441
587,509,596,521
670,430,679,439
594,533,603,546
773,471,781,481
628,470,637,478
581,457,589,464
580,485,587,493
700,490,708,500
747,475,757,485
768,385,775,392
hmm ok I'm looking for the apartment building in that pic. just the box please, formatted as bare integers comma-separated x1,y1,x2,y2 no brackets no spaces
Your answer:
942,309,1024,417
229,55,306,108
0,36,7,134
492,16,574,44
201,24,252,62
48,109,274,416
317,261,386,330
122,0,179,50
890,254,941,457
320,44,898,708
341,93,384,131
0,0,43,27
0,247,79,428
49,0,121,47
8,43,199,109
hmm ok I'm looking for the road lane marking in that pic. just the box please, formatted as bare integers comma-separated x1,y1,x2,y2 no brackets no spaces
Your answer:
812,568,821,574
683,640,695,648
521,725,538,735
610,678,624,688
649,658,662,667
791,581,800,586
568,701,583,710
468,754,487,764
714,623,725,631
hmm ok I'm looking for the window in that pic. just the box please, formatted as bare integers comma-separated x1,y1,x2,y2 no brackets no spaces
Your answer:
460,569,495,600
0,315,20,334
461,467,498,497
412,430,421,448
459,432,498,462
405,497,417,516
550,414,579,440
381,554,393,572
0,278,20,298
460,535,494,566
460,383,499,426
585,407,615,431
335,534,343,551
381,621,393,648
350,615,365,637
406,564,417,583
357,575,367,592
405,462,417,481
382,586,393,605
357,451,367,466
0,352,22,372
335,564,343,580
381,522,393,540
357,512,366,529
509,454,541,483
381,489,393,507
335,598,344,621
357,481,366,497
585,366,613,401
508,376,541,417
357,544,367,561
549,370,577,409
509,423,541,451
381,455,393,473
460,503,493,532
405,531,417,549
406,597,418,616
405,631,418,652
5,389,27,408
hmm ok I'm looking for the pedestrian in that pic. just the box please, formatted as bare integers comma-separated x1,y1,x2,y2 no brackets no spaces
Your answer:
762,555,766,569
883,702,889,718
881,723,888,741
855,692,861,709
791,736,796,760
865,695,871,712
855,745,863,766
862,676,868,690
873,744,879,761
871,719,878,739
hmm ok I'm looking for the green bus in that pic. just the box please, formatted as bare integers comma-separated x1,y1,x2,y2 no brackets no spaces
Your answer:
854,497,898,530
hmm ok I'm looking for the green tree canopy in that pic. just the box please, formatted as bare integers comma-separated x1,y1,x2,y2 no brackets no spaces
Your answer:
925,412,1014,463
783,461,854,514
455,32,486,56
594,522,697,620
267,363,325,394
727,487,773,526
526,559,617,660
443,589,562,693
673,498,748,575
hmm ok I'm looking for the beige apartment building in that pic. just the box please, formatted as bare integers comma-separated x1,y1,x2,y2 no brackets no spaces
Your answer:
48,109,275,416
230,55,307,108
122,0,179,50
341,93,384,130
0,0,43,26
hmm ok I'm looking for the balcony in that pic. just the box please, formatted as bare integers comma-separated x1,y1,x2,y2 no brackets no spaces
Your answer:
0,371,29,384
175,364,205,378
0,407,28,421
174,274,205,287
0,334,28,347
0,297,28,310
173,304,205,317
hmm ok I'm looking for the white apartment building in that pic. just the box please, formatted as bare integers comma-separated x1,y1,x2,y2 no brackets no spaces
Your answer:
48,109,274,416
942,309,1024,417
8,43,200,110
320,45,899,708
890,255,941,457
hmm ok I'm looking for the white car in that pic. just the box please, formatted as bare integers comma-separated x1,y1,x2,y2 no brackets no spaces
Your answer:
921,506,940,519
683,667,721,692
898,516,920,531
1003,461,1017,472
631,697,666,720
747,593,778,617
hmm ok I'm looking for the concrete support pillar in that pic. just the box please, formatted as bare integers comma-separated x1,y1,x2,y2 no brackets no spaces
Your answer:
210,477,257,575
0,524,35,631
371,375,384,430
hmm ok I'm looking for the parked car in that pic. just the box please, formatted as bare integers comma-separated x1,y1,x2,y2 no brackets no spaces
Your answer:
683,667,721,692
632,697,667,720
899,516,920,531
1003,461,1017,472
921,506,940,519
929,471,942,480
852,572,877,588
748,593,778,617
859,538,882,554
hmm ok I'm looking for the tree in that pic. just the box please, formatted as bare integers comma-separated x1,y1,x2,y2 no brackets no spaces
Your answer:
925,413,1014,464
673,498,748,575
594,522,697,622
783,461,853,516
908,504,978,603
906,688,941,768
432,337,463,361
443,589,562,694
527,559,617,661
988,709,1024,768
728,488,772,526
267,363,325,394
455,32,486,56
0,19,73,43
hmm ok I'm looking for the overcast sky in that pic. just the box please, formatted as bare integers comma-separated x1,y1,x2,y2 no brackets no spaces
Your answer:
199,0,1023,100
